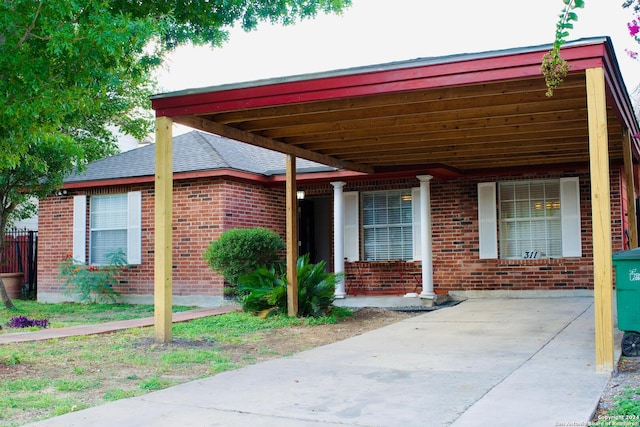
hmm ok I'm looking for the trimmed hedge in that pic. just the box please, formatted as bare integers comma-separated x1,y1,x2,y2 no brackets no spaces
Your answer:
203,228,285,294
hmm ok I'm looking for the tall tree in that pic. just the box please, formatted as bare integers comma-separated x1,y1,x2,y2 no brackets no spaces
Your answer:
0,0,352,309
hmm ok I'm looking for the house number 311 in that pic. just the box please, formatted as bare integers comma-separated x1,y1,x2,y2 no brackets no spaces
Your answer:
522,251,541,259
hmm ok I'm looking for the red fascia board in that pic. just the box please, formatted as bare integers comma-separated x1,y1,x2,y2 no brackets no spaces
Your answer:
63,169,271,189
266,170,366,185
153,43,607,117
62,169,365,190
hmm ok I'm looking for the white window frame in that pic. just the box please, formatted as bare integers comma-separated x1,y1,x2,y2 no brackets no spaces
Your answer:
73,192,142,265
477,178,581,260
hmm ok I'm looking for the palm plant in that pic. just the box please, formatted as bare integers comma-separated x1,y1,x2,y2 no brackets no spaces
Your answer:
238,254,342,318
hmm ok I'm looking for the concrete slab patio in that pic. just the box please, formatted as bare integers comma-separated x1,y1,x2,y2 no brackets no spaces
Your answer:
28,297,614,427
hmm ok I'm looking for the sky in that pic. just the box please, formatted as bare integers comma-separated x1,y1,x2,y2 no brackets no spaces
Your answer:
156,1,640,89
153,0,640,135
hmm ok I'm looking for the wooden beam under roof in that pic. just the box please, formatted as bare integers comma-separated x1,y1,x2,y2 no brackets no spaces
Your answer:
174,115,374,174
211,77,588,129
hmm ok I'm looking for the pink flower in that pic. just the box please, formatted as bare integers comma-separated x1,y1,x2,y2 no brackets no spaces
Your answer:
628,19,640,36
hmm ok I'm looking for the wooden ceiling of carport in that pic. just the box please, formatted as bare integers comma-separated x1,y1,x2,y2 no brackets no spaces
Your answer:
152,38,636,178
197,74,618,172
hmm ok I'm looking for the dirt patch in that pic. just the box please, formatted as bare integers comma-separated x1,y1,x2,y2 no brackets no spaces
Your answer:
221,307,419,365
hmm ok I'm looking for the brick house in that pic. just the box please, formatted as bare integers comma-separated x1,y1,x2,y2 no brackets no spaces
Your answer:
38,131,336,306
29,36,639,370
39,134,630,306
38,38,638,324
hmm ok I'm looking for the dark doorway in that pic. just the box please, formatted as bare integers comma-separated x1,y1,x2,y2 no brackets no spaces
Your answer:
298,199,315,261
298,197,332,267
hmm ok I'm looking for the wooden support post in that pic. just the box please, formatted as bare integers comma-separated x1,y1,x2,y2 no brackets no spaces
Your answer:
586,67,615,373
154,116,173,343
623,129,638,248
286,155,299,317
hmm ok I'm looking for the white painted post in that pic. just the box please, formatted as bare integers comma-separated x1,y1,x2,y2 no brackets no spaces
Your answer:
417,175,435,299
332,181,346,298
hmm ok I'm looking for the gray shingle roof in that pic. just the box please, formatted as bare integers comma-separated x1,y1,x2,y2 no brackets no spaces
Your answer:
65,131,335,183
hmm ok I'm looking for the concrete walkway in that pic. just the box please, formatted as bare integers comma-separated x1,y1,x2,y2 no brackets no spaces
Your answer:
27,298,613,427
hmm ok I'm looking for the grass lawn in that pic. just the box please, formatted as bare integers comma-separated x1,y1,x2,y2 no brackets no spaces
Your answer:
0,300,349,426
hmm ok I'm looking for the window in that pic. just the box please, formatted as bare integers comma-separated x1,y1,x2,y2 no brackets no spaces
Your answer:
478,178,581,260
498,180,561,259
362,190,414,261
73,192,142,265
90,194,128,264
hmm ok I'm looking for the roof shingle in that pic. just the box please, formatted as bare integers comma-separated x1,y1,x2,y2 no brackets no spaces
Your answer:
65,131,334,183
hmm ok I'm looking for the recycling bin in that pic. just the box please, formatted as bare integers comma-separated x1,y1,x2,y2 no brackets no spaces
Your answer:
612,247,640,357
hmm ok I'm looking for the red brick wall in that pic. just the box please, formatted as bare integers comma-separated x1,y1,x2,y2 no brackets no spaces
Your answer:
38,178,286,300
340,169,624,295
38,169,625,302
38,194,75,294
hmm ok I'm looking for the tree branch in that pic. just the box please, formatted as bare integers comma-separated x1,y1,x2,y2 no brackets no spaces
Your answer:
17,0,43,47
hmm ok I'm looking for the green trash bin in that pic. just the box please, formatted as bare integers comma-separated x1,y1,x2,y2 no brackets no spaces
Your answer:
612,247,640,357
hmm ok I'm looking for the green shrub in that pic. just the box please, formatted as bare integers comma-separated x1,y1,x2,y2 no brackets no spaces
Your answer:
297,256,342,318
203,228,285,295
57,250,126,303
238,254,342,318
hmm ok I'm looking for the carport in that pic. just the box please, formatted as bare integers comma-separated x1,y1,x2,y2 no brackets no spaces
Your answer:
150,37,640,372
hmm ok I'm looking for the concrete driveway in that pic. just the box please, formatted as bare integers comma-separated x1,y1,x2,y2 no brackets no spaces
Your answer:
29,297,612,427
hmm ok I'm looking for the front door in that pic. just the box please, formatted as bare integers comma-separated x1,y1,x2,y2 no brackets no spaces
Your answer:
298,197,332,266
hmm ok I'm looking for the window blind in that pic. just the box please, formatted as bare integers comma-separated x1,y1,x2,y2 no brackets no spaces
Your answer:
362,190,413,261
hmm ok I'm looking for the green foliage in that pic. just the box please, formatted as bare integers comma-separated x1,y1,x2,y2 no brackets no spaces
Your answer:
139,375,172,391
237,264,287,314
542,0,585,96
0,0,351,310
57,250,127,303
104,388,140,402
204,227,285,294
238,254,342,318
304,306,354,325
0,0,352,166
172,311,301,342
54,379,91,392
297,255,341,317
610,387,640,417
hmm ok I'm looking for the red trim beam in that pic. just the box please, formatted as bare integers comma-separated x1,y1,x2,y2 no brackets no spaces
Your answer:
152,43,608,117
